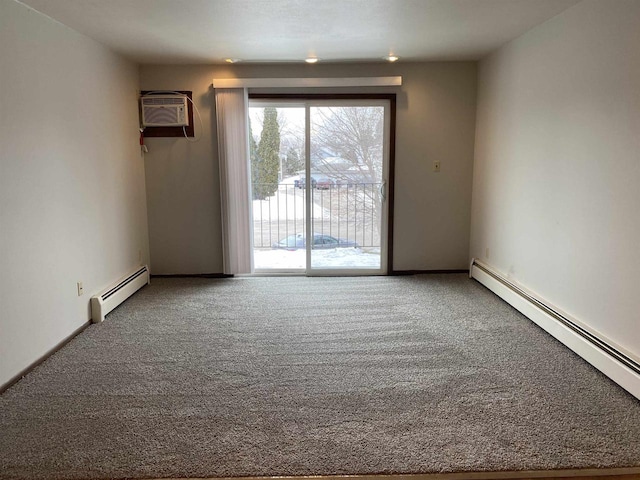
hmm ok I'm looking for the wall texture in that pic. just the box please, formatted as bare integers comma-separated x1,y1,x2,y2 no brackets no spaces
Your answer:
140,62,477,274
0,1,149,387
471,0,640,360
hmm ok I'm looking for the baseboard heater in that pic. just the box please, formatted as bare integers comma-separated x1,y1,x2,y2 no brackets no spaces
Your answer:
91,265,150,323
469,258,640,400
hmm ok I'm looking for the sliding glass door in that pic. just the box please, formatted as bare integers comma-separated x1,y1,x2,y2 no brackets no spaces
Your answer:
249,98,391,275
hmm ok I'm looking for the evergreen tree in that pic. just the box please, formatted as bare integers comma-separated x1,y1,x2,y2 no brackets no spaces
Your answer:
256,107,281,199
248,119,261,200
283,146,303,177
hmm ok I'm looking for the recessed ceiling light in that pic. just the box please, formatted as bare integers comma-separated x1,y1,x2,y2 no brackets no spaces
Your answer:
384,55,399,62
305,57,319,64
225,58,240,64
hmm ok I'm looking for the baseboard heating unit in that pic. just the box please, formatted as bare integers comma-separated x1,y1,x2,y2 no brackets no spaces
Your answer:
91,265,150,323
470,258,640,400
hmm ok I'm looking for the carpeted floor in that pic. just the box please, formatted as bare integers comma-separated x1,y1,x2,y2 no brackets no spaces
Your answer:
1,274,640,480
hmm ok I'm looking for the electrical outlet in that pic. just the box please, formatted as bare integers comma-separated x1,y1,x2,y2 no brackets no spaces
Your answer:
433,161,441,172
77,282,83,296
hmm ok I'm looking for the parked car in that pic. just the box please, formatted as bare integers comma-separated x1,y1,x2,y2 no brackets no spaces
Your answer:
315,176,334,190
295,175,334,189
272,233,359,250
295,176,317,189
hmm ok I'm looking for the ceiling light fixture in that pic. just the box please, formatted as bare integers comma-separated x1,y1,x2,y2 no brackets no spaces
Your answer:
225,58,240,64
305,57,319,64
384,55,399,62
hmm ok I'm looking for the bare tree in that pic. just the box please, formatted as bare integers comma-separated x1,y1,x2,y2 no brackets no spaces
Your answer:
311,106,383,181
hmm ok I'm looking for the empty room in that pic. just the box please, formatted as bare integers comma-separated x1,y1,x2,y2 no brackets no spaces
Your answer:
1,0,640,479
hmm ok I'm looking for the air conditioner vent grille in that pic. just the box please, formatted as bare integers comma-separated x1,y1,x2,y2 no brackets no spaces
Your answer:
140,95,188,127
144,108,181,126
142,97,185,106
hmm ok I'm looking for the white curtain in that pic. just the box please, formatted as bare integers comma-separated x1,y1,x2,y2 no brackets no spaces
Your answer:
215,88,252,274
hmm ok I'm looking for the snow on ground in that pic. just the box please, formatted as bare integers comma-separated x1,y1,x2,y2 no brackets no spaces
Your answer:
279,175,300,186
253,190,327,221
253,247,381,270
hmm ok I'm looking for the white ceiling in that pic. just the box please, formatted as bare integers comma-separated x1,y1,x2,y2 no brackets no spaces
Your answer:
18,0,581,64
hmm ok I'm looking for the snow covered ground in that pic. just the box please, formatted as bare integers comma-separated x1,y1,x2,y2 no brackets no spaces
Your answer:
252,189,328,221
253,247,381,270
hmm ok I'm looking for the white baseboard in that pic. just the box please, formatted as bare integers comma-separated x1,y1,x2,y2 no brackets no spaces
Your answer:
470,260,640,400
90,265,149,323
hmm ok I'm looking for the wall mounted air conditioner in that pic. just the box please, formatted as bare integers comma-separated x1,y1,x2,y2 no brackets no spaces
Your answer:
141,95,189,127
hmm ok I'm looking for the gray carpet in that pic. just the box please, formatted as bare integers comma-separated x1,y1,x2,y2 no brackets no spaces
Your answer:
1,275,640,480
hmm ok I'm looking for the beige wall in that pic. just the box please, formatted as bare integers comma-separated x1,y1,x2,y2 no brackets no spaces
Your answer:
140,62,477,274
0,1,149,386
471,0,640,359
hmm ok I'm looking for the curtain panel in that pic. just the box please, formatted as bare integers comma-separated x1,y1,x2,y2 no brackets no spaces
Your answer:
214,88,252,274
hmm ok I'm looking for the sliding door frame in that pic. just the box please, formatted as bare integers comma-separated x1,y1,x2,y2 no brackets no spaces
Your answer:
248,93,396,274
